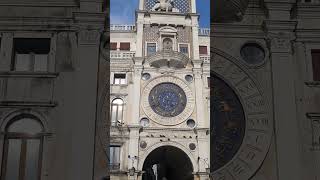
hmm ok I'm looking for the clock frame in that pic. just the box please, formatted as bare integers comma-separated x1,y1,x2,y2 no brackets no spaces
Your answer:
142,75,195,126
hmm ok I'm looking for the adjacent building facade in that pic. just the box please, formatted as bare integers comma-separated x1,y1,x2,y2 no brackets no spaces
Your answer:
0,1,107,180
211,0,320,180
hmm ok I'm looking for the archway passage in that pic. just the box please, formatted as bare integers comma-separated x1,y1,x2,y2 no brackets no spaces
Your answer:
142,146,194,180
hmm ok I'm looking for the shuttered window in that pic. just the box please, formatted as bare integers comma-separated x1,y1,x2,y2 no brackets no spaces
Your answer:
110,42,117,50
199,46,208,55
311,49,320,81
120,42,130,51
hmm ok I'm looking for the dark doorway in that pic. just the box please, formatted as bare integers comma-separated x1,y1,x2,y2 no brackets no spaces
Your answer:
142,146,193,180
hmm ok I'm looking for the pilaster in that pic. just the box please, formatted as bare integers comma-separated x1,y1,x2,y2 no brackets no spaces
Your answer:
264,18,302,180
135,13,145,58
191,16,200,61
0,33,13,71
193,63,205,128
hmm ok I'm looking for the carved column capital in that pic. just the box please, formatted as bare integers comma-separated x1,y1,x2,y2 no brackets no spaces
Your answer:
267,32,295,53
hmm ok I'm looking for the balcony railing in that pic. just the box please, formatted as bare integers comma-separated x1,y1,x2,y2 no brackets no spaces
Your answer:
110,24,136,31
110,24,210,36
109,163,120,170
110,51,135,59
200,55,210,62
199,28,210,36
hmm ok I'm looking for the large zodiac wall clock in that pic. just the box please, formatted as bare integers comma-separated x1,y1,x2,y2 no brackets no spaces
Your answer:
142,76,195,126
211,50,273,180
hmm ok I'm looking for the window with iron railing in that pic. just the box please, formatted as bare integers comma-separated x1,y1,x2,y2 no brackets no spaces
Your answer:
109,145,121,170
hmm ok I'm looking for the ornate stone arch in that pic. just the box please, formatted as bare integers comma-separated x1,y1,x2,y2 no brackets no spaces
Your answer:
138,141,198,171
0,109,50,133
210,48,273,180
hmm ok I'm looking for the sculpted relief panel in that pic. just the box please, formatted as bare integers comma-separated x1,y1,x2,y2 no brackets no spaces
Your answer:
145,0,191,13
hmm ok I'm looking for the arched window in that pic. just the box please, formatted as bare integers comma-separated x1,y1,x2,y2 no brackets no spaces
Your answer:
111,98,124,126
1,114,44,180
163,38,173,51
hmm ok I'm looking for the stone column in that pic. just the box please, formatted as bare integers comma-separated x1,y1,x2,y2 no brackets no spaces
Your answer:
131,58,143,124
191,16,200,61
127,127,140,180
193,62,205,128
139,0,145,10
136,13,145,58
197,130,210,172
265,19,302,180
191,0,197,13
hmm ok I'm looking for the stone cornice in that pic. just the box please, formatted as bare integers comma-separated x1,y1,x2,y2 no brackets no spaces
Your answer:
306,113,320,119
263,20,297,32
296,3,320,19
212,23,264,38
0,11,105,31
263,1,295,11
0,17,76,31
0,1,78,7
73,11,106,29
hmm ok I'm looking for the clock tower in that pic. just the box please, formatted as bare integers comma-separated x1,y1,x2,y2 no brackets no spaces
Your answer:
109,0,210,179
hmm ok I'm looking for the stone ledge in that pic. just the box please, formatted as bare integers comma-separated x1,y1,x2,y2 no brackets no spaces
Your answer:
0,72,59,78
0,101,57,107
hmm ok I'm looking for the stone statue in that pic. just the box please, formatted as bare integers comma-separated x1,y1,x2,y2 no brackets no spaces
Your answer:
152,0,175,12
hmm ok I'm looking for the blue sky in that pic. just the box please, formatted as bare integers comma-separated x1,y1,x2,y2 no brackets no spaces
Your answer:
110,0,210,28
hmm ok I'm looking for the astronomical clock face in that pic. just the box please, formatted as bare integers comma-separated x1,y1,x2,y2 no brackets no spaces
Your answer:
142,76,195,126
211,52,273,180
211,76,246,172
149,83,187,117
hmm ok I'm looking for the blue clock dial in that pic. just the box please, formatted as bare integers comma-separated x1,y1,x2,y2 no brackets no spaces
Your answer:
149,83,187,117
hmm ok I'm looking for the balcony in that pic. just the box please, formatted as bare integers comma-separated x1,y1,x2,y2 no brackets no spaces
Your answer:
110,51,135,59
110,24,210,36
200,55,210,63
146,50,190,68
109,163,120,171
